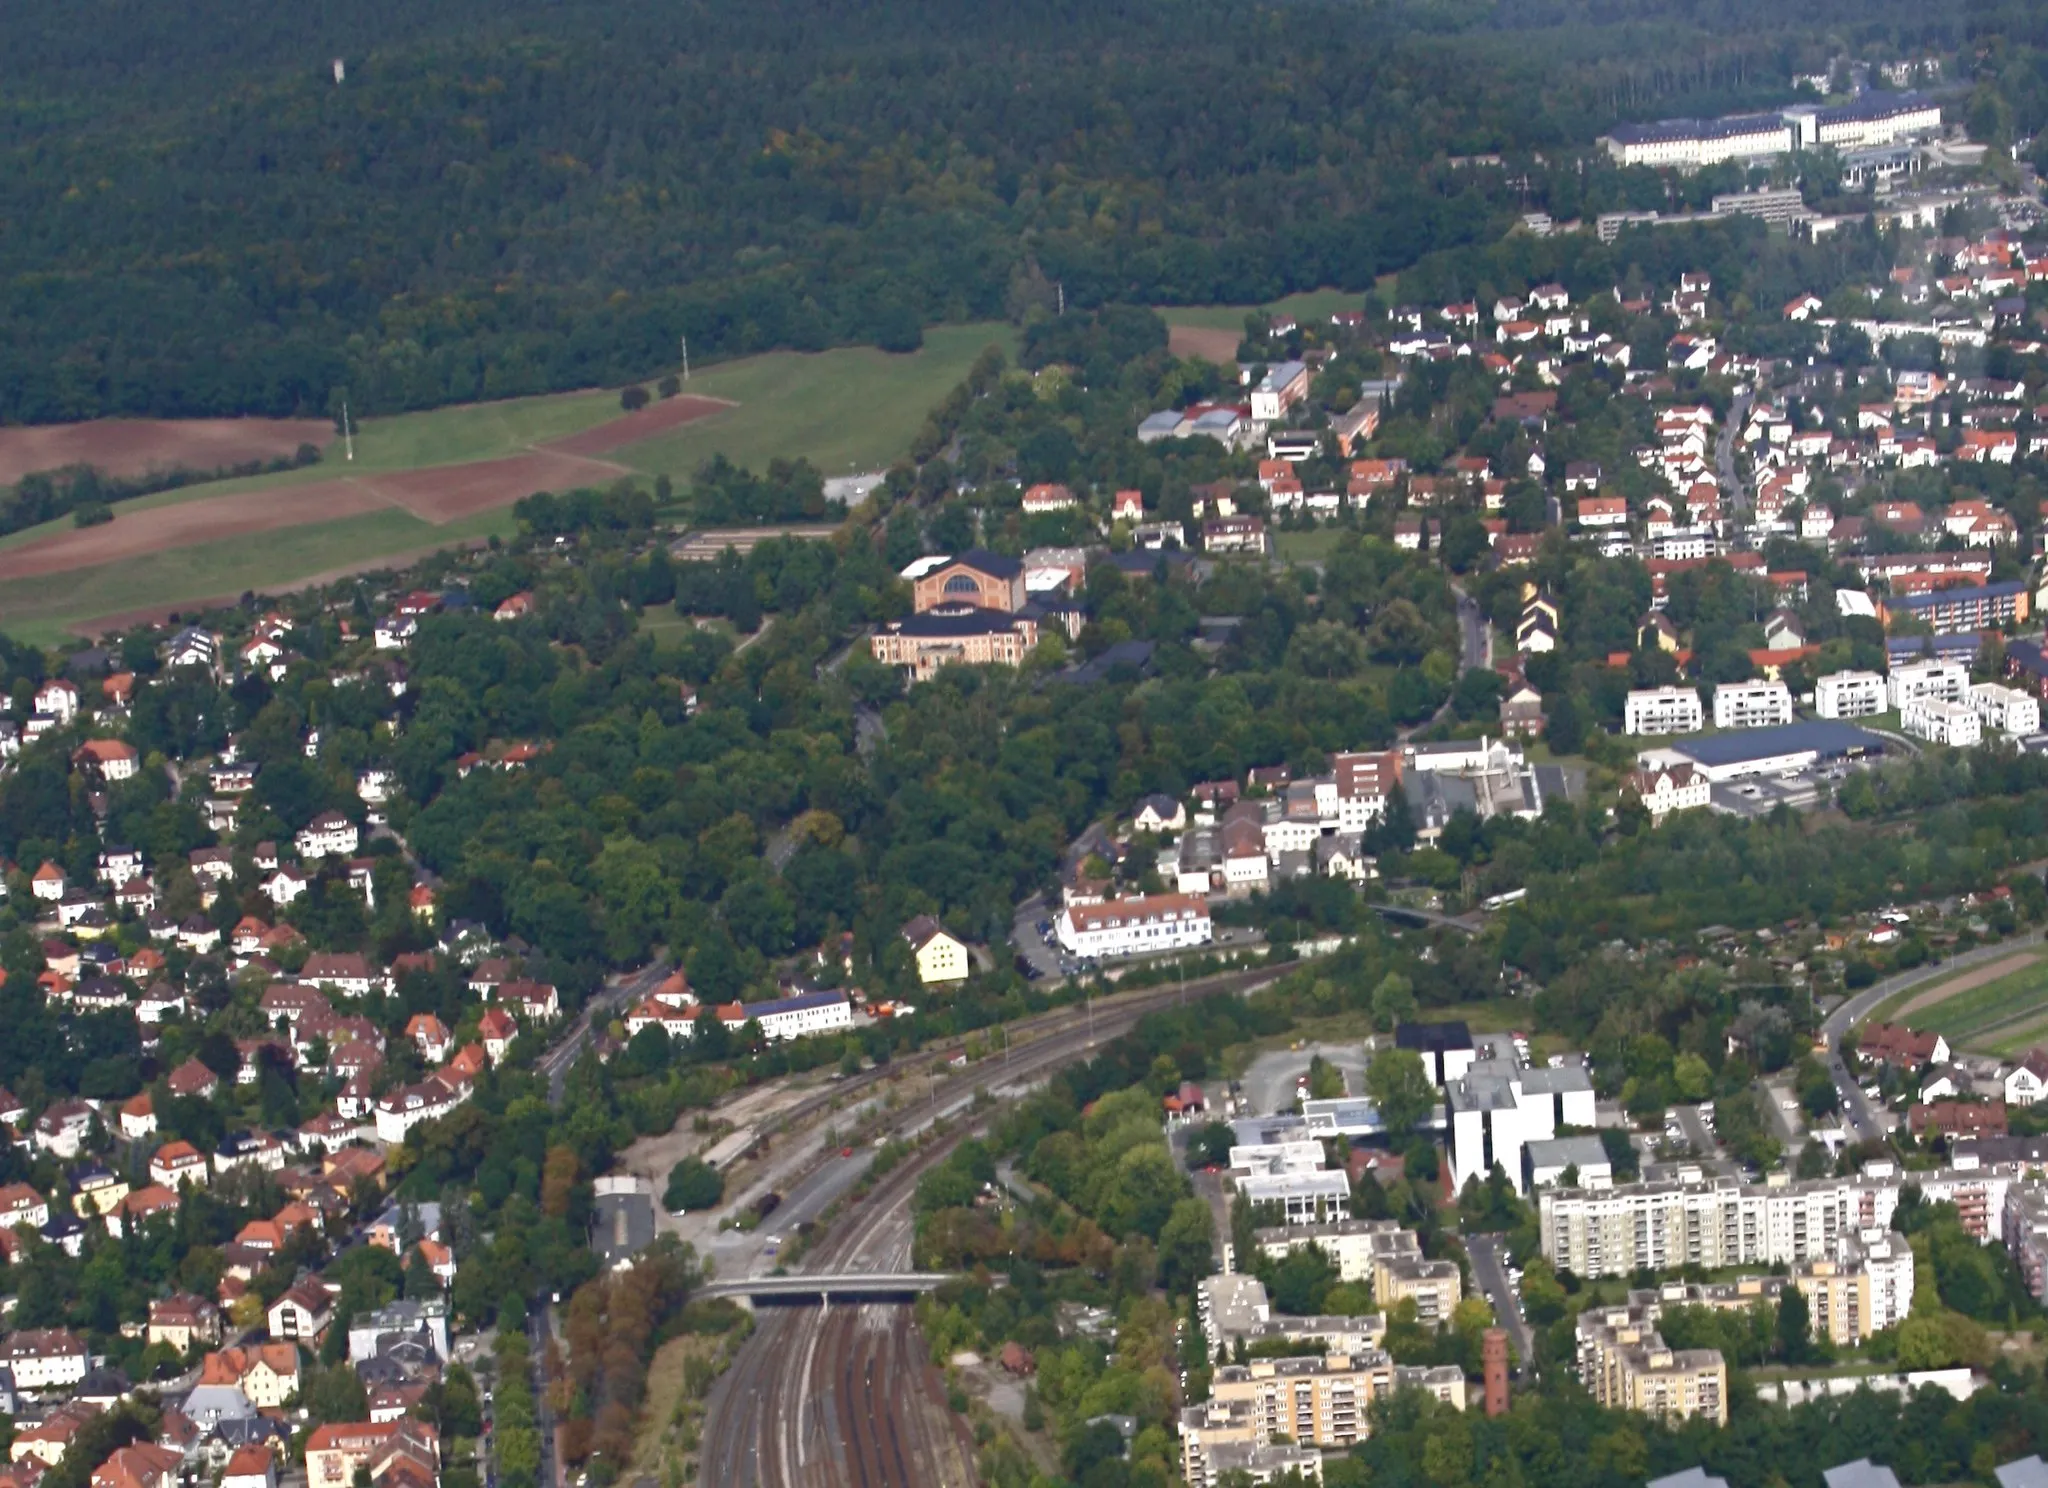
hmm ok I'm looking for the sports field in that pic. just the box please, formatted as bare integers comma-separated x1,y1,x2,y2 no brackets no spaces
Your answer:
0,325,1012,643
1875,952,2048,1056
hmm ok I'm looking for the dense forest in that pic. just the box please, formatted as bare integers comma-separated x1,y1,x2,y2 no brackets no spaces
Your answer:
0,0,2007,423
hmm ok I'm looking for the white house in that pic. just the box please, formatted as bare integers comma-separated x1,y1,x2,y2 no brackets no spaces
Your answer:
1624,687,1704,736
33,679,80,722
3,1329,89,1391
1056,893,1213,960
1816,670,1887,719
1971,683,2041,736
1626,762,1712,821
295,812,359,859
1889,659,1969,710
1713,681,1794,730
1901,697,1982,747
2005,1050,2048,1107
373,1077,467,1144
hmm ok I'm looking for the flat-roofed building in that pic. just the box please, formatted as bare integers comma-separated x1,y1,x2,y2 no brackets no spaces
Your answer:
1816,670,1887,719
1576,1303,1728,1425
1973,683,2041,736
1626,686,1705,736
1713,680,1794,729
1901,696,1981,747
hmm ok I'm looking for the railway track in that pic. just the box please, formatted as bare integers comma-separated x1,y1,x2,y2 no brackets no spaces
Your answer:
697,961,1288,1485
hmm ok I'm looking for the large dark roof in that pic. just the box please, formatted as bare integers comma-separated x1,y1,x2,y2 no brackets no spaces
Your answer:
1396,1021,1473,1053
1674,720,1886,768
892,611,1029,639
943,548,1023,579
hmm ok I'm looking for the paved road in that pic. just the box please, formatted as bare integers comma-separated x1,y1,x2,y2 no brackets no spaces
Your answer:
1465,1233,1534,1366
541,960,670,1104
1674,1101,1718,1157
1455,586,1491,673
1717,390,1753,511
1819,926,2048,1139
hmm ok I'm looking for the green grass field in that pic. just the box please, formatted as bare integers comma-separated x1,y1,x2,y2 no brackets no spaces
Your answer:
1155,289,1363,334
1273,528,1351,562
0,507,519,648
0,325,1015,641
613,322,1015,481
1881,954,2048,1054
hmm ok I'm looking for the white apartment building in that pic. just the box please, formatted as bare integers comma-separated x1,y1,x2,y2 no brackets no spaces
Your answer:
1625,687,1705,736
1056,893,1213,959
1543,1163,2016,1279
1901,697,1982,747
1888,658,1969,710
1815,670,1887,719
1712,680,1793,729
1972,682,2042,736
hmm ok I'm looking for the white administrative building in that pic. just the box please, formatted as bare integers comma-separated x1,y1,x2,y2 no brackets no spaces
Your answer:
1056,892,1213,959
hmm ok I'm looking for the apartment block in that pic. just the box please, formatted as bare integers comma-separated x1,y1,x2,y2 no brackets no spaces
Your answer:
1197,1273,1385,1359
1625,687,1705,736
1712,680,1794,729
1207,1353,1466,1450
1576,1304,1729,1426
1901,697,1982,747
1179,1401,1326,1488
1544,1163,2015,1279
1972,682,2042,736
2003,1182,2048,1302
1888,659,1969,710
1793,1231,1915,1346
1815,670,1887,720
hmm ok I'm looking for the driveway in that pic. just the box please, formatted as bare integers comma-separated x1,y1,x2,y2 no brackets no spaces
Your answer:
1465,1233,1534,1365
1009,893,1064,981
1240,1042,1368,1116
1673,1102,1719,1156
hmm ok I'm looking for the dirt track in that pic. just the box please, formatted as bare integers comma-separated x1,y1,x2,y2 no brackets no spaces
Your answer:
0,417,332,486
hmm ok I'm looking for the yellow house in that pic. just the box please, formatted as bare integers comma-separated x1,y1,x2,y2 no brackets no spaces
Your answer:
902,916,970,985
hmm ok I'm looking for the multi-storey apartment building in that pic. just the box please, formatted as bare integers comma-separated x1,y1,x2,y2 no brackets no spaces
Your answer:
1575,1305,1728,1425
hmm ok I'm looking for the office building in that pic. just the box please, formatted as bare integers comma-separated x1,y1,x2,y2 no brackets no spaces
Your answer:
1447,1039,1595,1195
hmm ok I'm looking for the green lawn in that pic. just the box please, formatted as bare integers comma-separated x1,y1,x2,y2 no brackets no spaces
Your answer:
1155,289,1364,334
0,507,519,647
0,327,1014,640
1888,955,2048,1052
613,322,1017,482
1273,528,1351,562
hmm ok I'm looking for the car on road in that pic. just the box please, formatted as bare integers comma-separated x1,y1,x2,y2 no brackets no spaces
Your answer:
841,1146,854,1157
